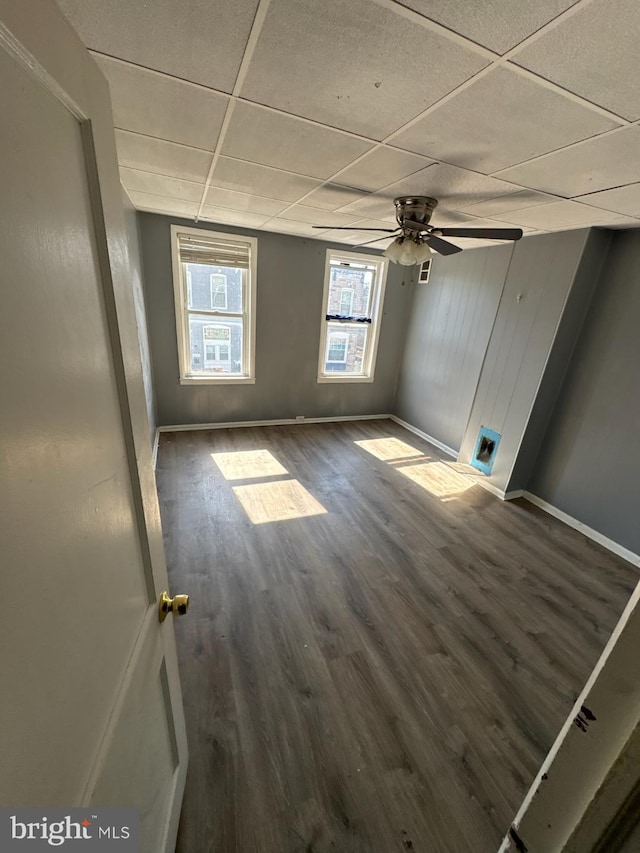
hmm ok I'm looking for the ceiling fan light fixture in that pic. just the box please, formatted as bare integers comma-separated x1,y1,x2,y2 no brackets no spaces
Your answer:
384,235,433,266
383,237,404,264
414,241,433,265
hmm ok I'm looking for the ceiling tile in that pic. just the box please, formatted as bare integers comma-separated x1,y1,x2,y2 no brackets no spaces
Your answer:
221,102,373,179
368,162,520,214
210,157,321,202
57,0,259,92
264,219,332,237
204,186,288,217
303,184,370,211
336,194,400,222
336,147,434,192
439,217,535,232
120,168,205,202
320,218,397,247
423,209,483,226
606,220,640,230
348,218,403,231
392,67,619,172
575,183,640,218
128,191,199,218
115,131,213,183
497,127,640,196
458,189,557,216
322,230,394,248
200,207,270,229
93,55,228,150
239,0,487,139
492,200,627,229
515,0,640,120
395,0,579,54
278,206,360,227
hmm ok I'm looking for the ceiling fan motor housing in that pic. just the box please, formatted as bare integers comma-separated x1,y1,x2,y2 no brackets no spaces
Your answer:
394,196,438,230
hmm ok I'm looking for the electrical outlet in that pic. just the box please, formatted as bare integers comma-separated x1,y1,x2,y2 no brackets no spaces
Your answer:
295,415,305,422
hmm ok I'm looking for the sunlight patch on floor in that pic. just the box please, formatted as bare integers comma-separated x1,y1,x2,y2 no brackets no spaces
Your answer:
232,479,327,524
211,449,288,481
355,436,427,462
396,460,475,499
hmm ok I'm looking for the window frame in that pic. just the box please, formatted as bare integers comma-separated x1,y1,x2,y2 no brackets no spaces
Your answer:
171,224,257,385
317,249,388,384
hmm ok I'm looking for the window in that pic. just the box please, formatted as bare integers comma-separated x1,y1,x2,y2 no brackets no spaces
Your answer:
338,288,354,316
203,324,231,370
318,250,388,383
327,332,348,365
210,273,228,309
171,225,257,384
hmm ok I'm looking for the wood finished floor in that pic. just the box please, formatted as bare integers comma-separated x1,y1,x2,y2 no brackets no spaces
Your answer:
156,420,638,853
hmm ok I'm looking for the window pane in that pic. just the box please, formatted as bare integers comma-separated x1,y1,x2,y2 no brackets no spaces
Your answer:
210,274,228,309
323,323,367,374
188,314,244,375
338,289,354,315
327,335,347,362
184,263,242,312
327,266,373,318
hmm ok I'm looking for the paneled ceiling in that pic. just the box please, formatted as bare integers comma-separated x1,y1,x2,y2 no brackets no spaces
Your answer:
58,0,640,249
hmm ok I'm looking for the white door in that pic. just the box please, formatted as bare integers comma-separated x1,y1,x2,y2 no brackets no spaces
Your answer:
0,3,187,852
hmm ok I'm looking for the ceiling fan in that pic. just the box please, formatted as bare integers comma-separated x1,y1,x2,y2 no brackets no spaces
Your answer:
313,196,523,265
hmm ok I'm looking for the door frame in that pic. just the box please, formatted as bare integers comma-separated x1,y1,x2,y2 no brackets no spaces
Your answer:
0,2,188,848
499,580,640,852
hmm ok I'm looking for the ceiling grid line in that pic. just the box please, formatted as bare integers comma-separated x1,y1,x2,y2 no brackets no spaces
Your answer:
91,27,631,149
490,123,636,178
66,0,640,241
256,0,622,232
195,0,273,222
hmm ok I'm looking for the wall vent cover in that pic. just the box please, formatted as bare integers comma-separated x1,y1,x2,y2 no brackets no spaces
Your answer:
471,426,501,475
418,258,431,283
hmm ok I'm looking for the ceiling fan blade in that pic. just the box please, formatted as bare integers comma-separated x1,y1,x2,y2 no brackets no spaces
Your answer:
351,234,397,249
402,219,428,231
312,225,400,232
436,227,524,240
425,234,463,256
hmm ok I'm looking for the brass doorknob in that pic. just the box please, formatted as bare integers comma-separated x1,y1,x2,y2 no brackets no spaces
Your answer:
158,590,190,623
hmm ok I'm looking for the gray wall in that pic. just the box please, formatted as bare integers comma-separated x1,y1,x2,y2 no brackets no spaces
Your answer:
508,228,612,492
458,229,591,492
394,242,513,451
122,191,156,442
139,213,414,426
529,229,640,554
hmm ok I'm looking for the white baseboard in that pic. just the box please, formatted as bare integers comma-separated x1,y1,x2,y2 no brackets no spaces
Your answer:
504,488,525,500
157,413,392,436
471,478,524,501
389,415,458,458
523,491,640,568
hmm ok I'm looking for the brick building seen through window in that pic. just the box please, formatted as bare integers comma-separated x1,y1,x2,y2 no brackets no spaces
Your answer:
324,266,371,373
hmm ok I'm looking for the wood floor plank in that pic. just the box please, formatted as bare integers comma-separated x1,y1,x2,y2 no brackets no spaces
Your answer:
157,420,639,853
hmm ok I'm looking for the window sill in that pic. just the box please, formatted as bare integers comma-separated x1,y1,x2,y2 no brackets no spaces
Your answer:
317,375,374,384
180,375,256,385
